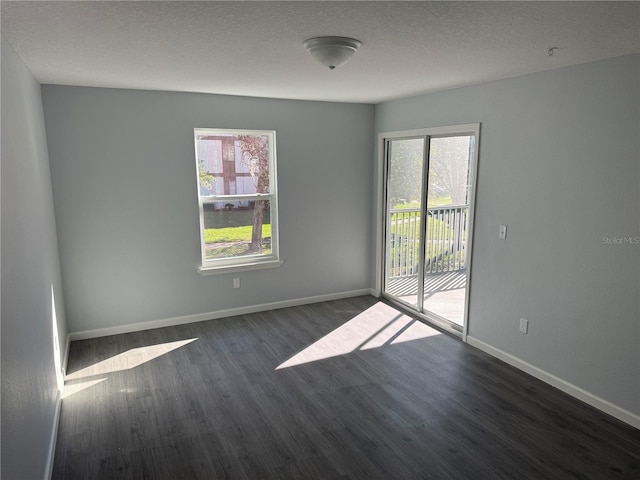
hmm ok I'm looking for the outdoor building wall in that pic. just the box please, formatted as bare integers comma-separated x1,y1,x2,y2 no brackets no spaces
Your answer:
375,54,640,418
42,85,374,334
1,37,68,479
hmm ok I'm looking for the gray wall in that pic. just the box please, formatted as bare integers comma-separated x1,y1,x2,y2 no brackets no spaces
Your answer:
1,38,68,479
42,86,374,334
376,54,640,415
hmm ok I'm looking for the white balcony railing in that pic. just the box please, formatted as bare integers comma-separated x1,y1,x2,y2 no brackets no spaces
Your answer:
387,205,469,278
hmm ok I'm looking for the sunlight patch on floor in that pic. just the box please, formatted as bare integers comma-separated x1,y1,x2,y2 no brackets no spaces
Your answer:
51,284,64,392
276,302,440,369
62,378,108,399
65,338,198,380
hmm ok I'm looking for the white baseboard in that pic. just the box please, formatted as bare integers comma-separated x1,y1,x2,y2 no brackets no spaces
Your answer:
44,390,62,480
68,289,373,341
466,336,640,429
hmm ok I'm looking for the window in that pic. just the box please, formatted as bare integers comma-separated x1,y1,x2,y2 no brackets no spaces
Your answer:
194,129,280,273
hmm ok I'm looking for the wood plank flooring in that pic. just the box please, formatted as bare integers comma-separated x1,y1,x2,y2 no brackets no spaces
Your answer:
53,296,640,479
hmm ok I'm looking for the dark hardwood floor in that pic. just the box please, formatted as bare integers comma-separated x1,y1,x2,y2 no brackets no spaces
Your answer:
53,296,640,479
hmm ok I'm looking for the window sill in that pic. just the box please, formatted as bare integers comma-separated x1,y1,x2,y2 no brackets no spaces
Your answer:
198,260,283,276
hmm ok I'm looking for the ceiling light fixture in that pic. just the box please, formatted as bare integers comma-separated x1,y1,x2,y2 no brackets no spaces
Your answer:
303,36,361,70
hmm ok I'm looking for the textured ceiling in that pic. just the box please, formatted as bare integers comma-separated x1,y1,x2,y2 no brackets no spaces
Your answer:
2,1,639,103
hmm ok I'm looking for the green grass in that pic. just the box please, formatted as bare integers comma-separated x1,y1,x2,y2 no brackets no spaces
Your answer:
205,243,272,258
428,196,453,207
392,197,453,211
204,224,271,244
392,200,421,210
206,244,250,258
203,223,272,259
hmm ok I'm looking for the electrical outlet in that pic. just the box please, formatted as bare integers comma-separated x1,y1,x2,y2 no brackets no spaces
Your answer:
233,278,241,289
519,318,529,334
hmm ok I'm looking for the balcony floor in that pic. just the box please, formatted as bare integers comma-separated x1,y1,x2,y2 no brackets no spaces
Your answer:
386,270,467,326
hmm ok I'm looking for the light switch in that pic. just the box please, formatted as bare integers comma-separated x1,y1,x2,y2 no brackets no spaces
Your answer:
498,225,507,239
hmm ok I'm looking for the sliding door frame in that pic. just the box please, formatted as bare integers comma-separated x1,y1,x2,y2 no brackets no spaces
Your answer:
375,123,480,342
382,135,430,312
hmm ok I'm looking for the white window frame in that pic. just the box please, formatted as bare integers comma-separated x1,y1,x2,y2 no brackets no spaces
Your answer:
194,128,281,275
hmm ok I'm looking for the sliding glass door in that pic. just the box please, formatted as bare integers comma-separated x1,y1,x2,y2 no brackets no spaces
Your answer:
381,125,479,336
384,137,427,310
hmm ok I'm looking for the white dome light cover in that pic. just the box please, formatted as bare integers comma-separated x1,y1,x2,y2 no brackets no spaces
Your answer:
303,36,362,70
